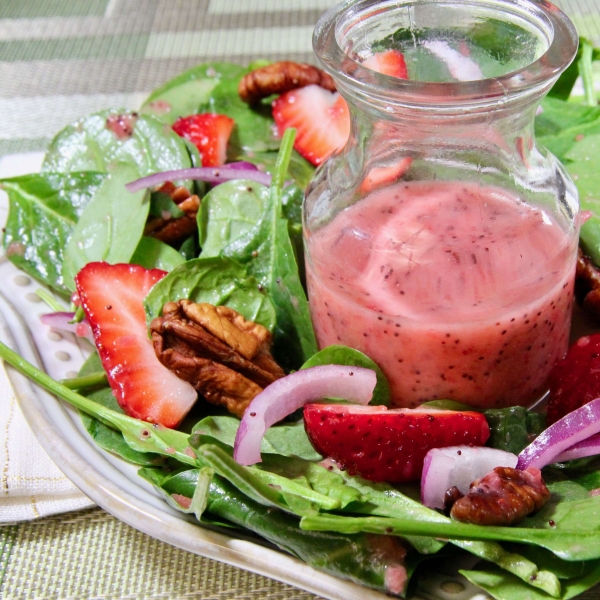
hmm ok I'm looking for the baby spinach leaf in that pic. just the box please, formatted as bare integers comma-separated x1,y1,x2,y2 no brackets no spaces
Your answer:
484,406,546,454
130,236,185,272
462,561,600,600
42,110,192,176
199,70,279,153
61,163,150,291
198,179,271,256
192,415,321,461
1,171,105,295
143,256,277,331
301,345,391,407
140,62,247,125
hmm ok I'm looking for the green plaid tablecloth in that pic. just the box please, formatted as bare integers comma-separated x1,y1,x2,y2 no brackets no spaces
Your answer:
1,1,600,598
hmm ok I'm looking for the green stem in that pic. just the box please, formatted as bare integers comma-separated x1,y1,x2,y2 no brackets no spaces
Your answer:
300,514,600,561
61,371,108,389
0,341,196,466
35,289,66,313
271,128,296,192
580,39,597,107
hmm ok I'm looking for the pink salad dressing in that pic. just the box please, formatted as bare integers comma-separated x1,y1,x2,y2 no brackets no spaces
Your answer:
306,181,577,408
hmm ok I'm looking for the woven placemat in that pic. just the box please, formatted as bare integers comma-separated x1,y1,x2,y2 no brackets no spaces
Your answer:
1,0,600,598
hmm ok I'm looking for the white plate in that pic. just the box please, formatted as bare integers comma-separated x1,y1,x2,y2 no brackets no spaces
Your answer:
0,153,486,600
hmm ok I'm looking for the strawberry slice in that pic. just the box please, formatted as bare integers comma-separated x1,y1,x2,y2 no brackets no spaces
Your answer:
75,262,197,428
304,404,489,483
272,84,350,166
172,114,235,167
363,49,408,79
547,334,600,424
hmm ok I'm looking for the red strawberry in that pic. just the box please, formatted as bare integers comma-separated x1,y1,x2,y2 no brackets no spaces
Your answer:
363,49,408,79
547,334,600,424
75,262,197,428
172,114,235,167
304,404,489,483
359,157,413,194
272,84,350,166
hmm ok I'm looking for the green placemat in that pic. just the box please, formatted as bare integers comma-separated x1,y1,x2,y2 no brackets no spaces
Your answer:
0,508,322,600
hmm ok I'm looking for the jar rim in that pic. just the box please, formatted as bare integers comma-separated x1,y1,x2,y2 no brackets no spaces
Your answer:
312,0,578,106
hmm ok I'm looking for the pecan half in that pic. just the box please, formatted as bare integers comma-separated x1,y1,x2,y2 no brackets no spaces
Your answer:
449,466,550,526
151,300,284,417
576,247,600,321
239,61,336,105
144,182,200,246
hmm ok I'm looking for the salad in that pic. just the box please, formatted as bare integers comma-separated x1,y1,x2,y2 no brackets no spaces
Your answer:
3,27,600,600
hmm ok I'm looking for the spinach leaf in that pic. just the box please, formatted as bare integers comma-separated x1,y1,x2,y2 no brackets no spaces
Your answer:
198,130,316,369
193,415,321,461
61,163,150,291
301,345,391,407
42,110,192,176
462,562,600,600
140,62,247,125
199,70,279,154
484,406,546,454
198,179,271,256
143,256,277,331
1,171,105,295
130,236,185,272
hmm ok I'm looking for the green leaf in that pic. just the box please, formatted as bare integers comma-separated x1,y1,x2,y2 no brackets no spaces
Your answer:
462,561,600,600
192,415,321,461
61,163,150,291
42,110,192,176
484,406,546,455
198,179,271,255
301,345,391,407
299,511,600,561
140,62,247,125
143,256,277,331
199,70,280,153
130,236,185,271
1,171,105,295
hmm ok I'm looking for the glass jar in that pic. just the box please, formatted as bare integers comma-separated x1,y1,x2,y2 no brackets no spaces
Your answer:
304,0,579,409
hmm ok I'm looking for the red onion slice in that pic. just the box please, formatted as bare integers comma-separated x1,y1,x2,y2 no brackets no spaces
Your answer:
553,432,600,463
125,165,271,193
421,446,518,509
233,365,377,466
40,312,93,342
517,398,600,470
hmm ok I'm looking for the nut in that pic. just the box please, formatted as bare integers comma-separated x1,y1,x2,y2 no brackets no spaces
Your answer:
151,300,284,417
239,61,336,105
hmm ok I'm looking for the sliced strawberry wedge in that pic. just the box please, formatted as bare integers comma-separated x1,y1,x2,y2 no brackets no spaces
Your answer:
172,113,235,167
363,49,408,79
304,404,489,483
272,84,350,166
75,262,197,428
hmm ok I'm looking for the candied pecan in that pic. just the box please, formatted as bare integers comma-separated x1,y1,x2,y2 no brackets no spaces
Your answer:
151,300,284,417
450,466,550,526
144,183,200,246
575,247,600,321
443,486,464,515
239,61,336,105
